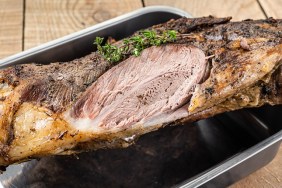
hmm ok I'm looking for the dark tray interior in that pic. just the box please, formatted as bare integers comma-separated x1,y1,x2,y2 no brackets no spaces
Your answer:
3,106,281,188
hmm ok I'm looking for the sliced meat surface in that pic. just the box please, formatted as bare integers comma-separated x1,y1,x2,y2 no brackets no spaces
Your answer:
66,44,207,132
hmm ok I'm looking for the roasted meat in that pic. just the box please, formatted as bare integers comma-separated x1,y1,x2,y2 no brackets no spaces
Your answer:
0,16,281,166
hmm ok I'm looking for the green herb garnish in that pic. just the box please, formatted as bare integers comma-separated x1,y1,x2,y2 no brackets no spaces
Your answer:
94,30,177,63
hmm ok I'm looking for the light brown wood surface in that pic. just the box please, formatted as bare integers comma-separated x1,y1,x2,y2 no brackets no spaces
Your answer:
0,0,23,59
24,0,142,49
144,0,266,20
259,0,282,18
0,0,281,187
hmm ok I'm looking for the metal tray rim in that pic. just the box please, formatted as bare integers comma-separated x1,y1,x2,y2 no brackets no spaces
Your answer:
178,129,282,187
0,6,191,67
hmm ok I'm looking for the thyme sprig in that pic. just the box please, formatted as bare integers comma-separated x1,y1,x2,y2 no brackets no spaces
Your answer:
94,30,177,63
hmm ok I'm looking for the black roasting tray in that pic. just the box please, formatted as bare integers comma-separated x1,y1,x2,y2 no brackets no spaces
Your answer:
0,6,281,188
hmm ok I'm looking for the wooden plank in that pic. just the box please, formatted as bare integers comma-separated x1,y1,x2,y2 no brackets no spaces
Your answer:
258,0,282,18
144,0,266,20
230,145,282,188
0,0,23,59
24,0,142,50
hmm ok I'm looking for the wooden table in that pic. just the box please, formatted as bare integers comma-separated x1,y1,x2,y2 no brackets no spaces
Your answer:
0,0,281,187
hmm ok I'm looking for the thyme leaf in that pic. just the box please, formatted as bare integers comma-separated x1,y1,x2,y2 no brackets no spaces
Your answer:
93,30,177,63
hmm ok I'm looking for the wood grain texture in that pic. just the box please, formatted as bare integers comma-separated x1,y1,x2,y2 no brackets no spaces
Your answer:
259,0,282,18
0,0,23,59
230,145,282,188
24,0,142,50
144,0,266,20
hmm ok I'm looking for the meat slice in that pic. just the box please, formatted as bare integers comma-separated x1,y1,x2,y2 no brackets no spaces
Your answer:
66,45,207,132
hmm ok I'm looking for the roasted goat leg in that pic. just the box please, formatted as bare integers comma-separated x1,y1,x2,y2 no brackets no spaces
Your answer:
0,16,281,166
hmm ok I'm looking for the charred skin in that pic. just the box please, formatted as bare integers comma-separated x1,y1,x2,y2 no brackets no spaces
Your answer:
188,44,282,113
0,16,281,166
181,65,282,124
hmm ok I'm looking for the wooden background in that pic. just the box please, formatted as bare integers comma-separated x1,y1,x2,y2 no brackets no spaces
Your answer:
0,0,281,187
